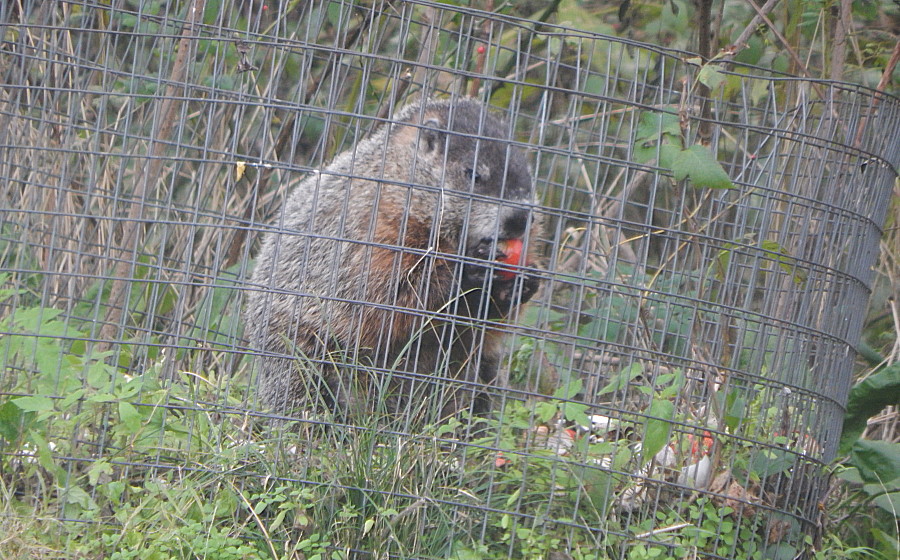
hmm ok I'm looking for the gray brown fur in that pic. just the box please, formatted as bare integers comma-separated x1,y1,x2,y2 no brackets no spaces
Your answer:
245,98,540,421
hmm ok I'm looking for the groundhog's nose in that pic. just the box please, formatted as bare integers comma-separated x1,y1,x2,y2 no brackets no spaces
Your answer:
501,207,530,239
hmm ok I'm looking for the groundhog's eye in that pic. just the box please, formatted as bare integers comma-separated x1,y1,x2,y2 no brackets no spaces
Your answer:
465,168,482,183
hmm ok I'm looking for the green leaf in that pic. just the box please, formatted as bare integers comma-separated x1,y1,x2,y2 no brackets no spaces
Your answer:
0,275,25,304
772,53,789,73
835,465,863,484
85,355,116,390
715,243,735,281
269,509,287,532
748,448,797,478
657,142,682,170
86,392,118,404
64,485,97,510
8,307,65,331
553,377,583,400
760,240,808,285
535,401,558,424
88,459,114,486
560,401,590,424
870,527,900,554
504,489,520,508
697,64,725,90
734,36,764,65
572,465,614,514
118,401,143,433
633,113,681,164
870,483,900,515
671,145,734,189
840,363,900,454
599,363,644,395
636,112,680,142
657,369,685,399
723,390,748,433
58,388,87,410
29,430,65,479
851,440,900,485
0,400,26,443
643,399,675,464
13,395,55,412
449,547,485,560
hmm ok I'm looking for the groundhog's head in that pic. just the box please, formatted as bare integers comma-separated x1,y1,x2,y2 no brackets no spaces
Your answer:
390,98,537,274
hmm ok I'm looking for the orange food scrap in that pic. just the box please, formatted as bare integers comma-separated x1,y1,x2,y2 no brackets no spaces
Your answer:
496,238,524,279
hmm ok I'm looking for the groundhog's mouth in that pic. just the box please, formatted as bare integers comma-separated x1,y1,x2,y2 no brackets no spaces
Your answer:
471,238,527,279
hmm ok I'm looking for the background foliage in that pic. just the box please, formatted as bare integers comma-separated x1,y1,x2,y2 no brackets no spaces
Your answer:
0,0,897,559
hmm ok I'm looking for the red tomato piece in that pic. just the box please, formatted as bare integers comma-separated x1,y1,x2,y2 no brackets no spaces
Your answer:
496,238,523,279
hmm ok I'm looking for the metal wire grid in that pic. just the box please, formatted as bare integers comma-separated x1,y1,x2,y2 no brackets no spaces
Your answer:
1,1,898,559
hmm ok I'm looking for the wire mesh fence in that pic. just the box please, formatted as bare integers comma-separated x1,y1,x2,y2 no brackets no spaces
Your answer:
1,1,898,559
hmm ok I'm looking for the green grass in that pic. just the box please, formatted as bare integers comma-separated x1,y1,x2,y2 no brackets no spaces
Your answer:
2,328,888,559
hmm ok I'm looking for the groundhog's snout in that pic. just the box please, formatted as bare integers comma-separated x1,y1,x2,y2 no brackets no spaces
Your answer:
502,207,530,239
469,204,531,257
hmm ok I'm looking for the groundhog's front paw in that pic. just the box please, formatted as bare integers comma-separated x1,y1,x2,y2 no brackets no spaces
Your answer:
458,269,539,319
460,261,490,291
460,261,531,293
490,272,539,312
516,272,540,305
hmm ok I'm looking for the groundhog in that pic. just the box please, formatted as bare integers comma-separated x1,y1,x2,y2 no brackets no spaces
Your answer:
245,98,540,422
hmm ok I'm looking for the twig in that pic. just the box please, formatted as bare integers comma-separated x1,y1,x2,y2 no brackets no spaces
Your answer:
489,0,563,95
852,39,900,148
697,0,714,59
695,0,714,142
876,40,900,93
743,0,811,78
99,0,206,348
730,0,780,54
469,0,494,98
829,0,852,82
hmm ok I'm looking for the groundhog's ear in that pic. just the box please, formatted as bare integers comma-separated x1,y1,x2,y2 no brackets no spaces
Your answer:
421,117,446,153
